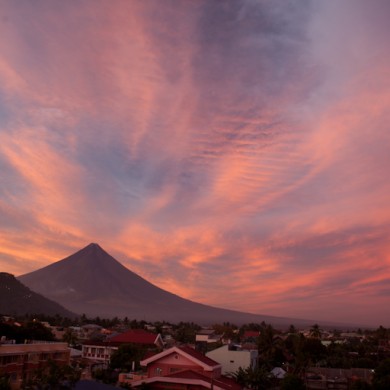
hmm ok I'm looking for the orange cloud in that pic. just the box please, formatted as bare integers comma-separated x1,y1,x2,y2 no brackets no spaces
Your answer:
0,1,389,326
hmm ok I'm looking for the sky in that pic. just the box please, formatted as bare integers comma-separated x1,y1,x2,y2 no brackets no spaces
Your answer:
0,0,389,327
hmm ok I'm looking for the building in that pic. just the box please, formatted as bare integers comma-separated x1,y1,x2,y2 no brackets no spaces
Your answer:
82,329,163,365
305,367,373,390
195,329,223,344
0,342,70,389
206,344,258,375
195,329,223,353
127,345,242,390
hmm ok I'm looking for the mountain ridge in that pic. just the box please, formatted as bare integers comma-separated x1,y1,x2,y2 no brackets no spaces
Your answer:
18,243,345,328
0,272,76,318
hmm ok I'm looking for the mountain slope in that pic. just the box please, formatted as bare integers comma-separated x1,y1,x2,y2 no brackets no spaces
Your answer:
19,243,317,327
0,272,76,317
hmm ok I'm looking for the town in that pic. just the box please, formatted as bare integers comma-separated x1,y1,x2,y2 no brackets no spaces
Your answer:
0,314,389,389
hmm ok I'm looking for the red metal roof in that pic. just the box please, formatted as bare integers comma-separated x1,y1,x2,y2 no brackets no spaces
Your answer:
178,346,220,367
243,331,259,339
167,369,241,390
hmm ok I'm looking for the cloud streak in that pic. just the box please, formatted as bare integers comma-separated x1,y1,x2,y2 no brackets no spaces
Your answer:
0,0,389,326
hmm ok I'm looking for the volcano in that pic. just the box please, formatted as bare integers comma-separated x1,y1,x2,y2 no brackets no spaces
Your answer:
19,243,314,326
0,272,76,318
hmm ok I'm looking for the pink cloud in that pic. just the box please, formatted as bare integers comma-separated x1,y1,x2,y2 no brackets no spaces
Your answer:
0,1,389,326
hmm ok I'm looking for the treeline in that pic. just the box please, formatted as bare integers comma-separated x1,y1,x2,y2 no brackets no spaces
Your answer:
0,320,55,343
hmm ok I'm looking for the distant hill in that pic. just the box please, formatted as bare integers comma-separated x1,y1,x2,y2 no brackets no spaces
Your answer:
0,272,76,318
19,243,333,328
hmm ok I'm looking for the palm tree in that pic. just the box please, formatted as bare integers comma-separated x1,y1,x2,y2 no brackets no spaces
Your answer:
231,365,273,389
257,324,283,366
309,324,322,339
288,324,297,334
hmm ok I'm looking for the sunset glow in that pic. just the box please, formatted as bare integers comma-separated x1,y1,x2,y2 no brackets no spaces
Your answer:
0,0,389,326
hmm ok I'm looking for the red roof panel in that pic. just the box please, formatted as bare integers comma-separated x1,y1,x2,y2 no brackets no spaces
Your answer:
178,346,220,367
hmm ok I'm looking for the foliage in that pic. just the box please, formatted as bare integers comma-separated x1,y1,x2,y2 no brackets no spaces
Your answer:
92,368,118,384
1,320,55,343
280,373,305,390
23,360,81,389
62,328,79,347
21,321,55,342
351,379,372,390
257,324,284,367
0,374,11,390
309,324,322,339
212,322,238,342
231,365,273,389
372,358,390,390
109,343,146,371
288,324,297,334
174,322,201,344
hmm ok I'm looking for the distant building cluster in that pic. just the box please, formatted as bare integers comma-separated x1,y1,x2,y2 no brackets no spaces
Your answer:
1,315,389,389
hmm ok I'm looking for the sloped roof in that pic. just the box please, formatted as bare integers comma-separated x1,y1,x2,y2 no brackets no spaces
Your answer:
131,369,241,390
163,369,241,390
141,345,221,371
271,367,286,379
108,329,158,345
243,330,259,339
179,346,220,367
197,329,215,335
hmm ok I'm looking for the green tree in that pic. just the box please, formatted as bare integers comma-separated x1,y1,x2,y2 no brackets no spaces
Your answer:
309,324,322,339
24,359,81,389
302,337,327,364
92,368,118,384
174,322,200,344
288,324,297,334
231,365,273,389
372,358,390,390
351,379,372,390
374,326,388,341
280,373,305,390
17,321,55,342
62,328,78,347
212,322,238,343
258,324,283,366
0,374,11,390
109,343,146,371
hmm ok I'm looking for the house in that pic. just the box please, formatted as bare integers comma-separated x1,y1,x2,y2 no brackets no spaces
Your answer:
108,329,164,348
206,344,258,375
196,329,223,344
240,330,259,350
82,329,163,364
270,367,286,379
0,342,70,390
305,367,373,390
127,345,242,390
195,329,223,353
242,331,259,342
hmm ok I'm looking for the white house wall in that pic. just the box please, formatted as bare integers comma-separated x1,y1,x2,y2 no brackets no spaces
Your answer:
206,345,257,375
